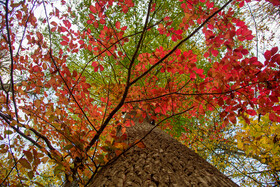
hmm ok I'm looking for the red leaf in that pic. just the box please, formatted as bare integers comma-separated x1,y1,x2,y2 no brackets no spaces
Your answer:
155,107,161,114
239,1,244,7
61,35,69,42
33,65,40,72
271,47,278,56
220,111,227,118
72,70,77,77
124,119,135,127
273,106,280,111
196,69,203,75
269,96,279,102
264,50,271,60
208,24,214,30
100,97,107,103
16,11,22,19
60,26,67,32
93,21,99,28
60,41,68,46
88,45,92,51
89,5,96,13
269,113,280,122
241,49,249,55
171,35,177,42
206,1,214,8
50,21,57,26
266,0,280,6
92,61,98,67
94,66,99,72
246,109,257,116
212,50,219,57
63,20,71,29
218,98,224,106
121,26,127,31
228,113,236,124
100,19,106,24
116,21,121,29
174,30,183,35
99,65,104,71
236,20,245,27
204,52,209,58
190,73,196,79
122,5,128,13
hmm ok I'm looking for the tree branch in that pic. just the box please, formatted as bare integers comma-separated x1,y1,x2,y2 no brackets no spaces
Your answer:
130,0,233,86
85,0,154,152
0,112,55,159
5,0,19,124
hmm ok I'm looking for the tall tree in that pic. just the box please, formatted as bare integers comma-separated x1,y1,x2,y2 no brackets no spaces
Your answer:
0,0,279,186
89,113,238,186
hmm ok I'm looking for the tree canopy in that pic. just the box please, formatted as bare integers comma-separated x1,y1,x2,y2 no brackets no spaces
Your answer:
0,0,279,186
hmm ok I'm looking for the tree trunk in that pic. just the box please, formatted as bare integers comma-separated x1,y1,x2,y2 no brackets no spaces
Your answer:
89,117,238,186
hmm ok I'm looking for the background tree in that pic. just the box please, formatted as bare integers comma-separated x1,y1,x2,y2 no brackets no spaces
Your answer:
0,0,279,186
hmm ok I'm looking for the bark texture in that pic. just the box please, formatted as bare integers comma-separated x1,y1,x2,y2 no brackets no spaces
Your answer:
89,118,238,187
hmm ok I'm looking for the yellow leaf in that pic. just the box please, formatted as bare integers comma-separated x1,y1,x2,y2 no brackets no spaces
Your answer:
68,176,73,182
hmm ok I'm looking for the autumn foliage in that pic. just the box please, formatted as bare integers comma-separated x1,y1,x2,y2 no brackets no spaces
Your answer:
0,0,280,186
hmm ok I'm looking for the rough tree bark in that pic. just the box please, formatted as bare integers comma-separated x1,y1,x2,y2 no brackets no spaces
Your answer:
88,115,238,187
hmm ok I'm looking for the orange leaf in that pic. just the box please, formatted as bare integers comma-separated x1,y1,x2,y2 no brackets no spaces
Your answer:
135,141,146,149
114,142,126,149
115,150,122,156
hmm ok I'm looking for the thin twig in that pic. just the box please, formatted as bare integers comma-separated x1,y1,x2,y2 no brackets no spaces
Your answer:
15,0,38,56
5,0,19,124
125,80,267,103
42,0,97,132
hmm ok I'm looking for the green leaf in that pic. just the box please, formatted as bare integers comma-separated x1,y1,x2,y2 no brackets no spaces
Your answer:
54,164,64,175
63,144,74,150
5,130,13,135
